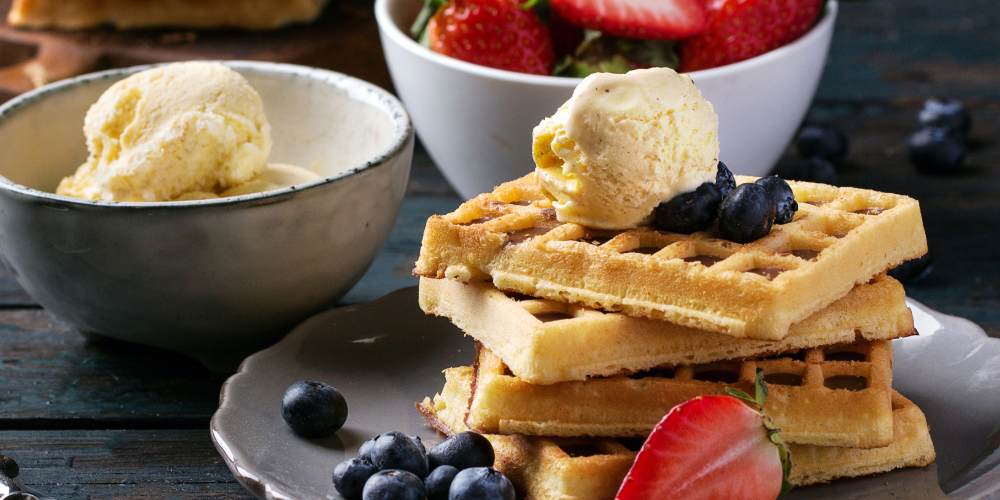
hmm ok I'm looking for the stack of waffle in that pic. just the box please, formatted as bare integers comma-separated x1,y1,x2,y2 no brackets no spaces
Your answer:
414,173,936,499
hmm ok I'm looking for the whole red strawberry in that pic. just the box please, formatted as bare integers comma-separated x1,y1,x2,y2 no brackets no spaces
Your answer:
548,0,707,40
679,0,823,72
616,370,792,500
424,0,556,75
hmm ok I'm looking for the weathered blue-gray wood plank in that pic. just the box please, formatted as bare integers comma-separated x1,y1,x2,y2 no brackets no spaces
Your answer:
820,0,1000,101
0,430,253,499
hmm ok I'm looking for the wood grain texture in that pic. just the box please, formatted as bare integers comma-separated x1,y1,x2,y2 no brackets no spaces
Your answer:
0,0,996,497
0,308,226,426
0,0,392,101
0,430,253,499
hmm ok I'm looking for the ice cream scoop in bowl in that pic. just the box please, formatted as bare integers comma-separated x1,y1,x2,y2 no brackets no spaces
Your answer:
0,61,413,371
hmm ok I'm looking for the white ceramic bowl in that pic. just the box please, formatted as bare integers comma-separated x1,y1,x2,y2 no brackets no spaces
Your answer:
376,0,837,199
0,62,413,371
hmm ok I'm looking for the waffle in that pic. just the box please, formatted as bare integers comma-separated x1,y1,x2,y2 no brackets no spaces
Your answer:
465,340,894,448
419,273,914,384
414,174,927,341
418,367,935,500
7,0,330,29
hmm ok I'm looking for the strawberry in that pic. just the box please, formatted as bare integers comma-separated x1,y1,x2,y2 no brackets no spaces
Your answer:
417,0,556,75
616,370,792,500
678,0,824,72
548,0,707,40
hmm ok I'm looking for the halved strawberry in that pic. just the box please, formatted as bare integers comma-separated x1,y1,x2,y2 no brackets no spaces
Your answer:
678,0,823,72
548,0,707,40
417,0,556,75
616,370,792,500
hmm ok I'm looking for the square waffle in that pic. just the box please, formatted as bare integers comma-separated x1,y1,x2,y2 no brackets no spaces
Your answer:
465,341,894,448
414,173,927,340
419,273,914,384
417,367,936,499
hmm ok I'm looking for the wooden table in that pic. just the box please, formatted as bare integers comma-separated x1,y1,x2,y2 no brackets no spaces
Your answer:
1,0,998,497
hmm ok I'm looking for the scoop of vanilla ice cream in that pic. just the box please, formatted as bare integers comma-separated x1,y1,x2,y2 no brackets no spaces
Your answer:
533,68,720,230
57,61,272,202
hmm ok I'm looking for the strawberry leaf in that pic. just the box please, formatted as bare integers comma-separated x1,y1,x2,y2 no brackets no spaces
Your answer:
553,30,678,77
778,440,794,493
754,367,768,407
725,368,767,408
724,387,757,406
410,0,445,38
520,0,552,24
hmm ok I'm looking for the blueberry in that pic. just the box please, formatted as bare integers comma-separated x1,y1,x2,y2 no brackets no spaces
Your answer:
359,435,380,463
795,125,848,164
333,458,379,500
362,470,426,500
280,381,348,438
371,431,430,478
449,467,515,500
410,436,427,456
428,432,495,471
888,251,933,284
918,98,970,137
754,176,798,225
654,183,722,234
718,183,776,244
908,127,966,174
715,161,736,198
1,455,18,479
425,465,459,500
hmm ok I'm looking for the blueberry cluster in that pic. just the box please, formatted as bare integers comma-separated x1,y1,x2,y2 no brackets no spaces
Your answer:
907,98,971,174
281,381,349,438
333,431,514,500
654,162,797,244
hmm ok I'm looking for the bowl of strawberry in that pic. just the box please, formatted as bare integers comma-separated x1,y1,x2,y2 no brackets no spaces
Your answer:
376,0,838,199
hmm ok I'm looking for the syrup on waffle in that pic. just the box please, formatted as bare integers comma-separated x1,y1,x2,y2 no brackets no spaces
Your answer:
465,341,893,448
419,273,914,384
417,367,936,500
415,174,927,340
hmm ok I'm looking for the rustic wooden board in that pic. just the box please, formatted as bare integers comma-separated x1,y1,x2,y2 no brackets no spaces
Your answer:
0,0,998,497
0,0,393,102
1,429,253,499
819,0,1000,101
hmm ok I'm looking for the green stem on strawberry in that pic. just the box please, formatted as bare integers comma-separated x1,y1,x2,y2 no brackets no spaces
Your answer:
727,368,794,495
553,30,678,77
410,0,445,39
519,0,552,24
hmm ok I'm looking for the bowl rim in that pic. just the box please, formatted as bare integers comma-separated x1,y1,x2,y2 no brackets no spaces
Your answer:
375,0,838,85
0,60,413,209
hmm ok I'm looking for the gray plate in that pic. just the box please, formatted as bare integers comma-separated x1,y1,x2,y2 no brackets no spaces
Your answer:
211,287,1000,500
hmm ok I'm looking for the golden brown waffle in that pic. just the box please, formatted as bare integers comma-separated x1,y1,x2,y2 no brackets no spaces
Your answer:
465,341,893,448
415,173,926,340
418,367,935,500
419,273,914,384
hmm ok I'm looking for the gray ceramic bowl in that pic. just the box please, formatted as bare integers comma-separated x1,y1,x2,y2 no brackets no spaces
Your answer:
0,61,413,371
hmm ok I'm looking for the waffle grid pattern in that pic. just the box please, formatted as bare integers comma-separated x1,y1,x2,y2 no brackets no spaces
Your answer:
418,274,915,384
466,341,894,448
418,367,935,500
415,174,927,340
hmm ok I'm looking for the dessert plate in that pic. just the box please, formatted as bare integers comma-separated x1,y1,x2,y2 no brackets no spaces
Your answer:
211,287,1000,500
